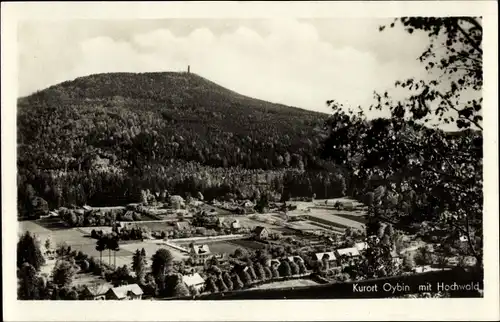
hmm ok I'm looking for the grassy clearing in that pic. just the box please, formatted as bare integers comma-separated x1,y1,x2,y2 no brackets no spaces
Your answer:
226,238,267,250
331,212,367,224
307,209,365,230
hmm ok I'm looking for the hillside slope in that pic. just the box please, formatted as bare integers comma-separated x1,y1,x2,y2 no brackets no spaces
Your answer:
18,72,327,171
17,72,348,213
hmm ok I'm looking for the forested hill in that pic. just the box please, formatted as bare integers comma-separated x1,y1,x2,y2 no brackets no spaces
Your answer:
17,72,349,215
18,72,328,172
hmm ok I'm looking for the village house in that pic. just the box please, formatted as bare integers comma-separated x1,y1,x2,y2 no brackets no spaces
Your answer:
182,273,205,292
230,220,241,232
81,284,109,300
253,226,269,241
335,247,361,267
190,244,212,264
354,242,369,252
335,247,361,258
105,284,143,300
314,251,337,267
176,221,191,231
82,205,93,212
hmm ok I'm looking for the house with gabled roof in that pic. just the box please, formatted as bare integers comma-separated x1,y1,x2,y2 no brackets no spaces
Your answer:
82,283,110,300
335,247,360,258
190,244,212,264
253,226,269,241
354,242,369,252
176,221,191,231
314,251,337,267
105,284,143,300
182,273,205,292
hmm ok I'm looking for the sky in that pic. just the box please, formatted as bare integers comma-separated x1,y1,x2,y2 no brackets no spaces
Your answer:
18,18,432,115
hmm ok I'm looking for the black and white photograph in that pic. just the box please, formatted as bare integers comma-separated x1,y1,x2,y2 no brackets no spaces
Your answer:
2,1,499,321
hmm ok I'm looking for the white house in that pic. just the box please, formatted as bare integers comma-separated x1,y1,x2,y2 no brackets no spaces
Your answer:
314,252,337,266
105,284,143,300
335,247,361,258
182,273,205,292
354,242,369,252
190,244,212,264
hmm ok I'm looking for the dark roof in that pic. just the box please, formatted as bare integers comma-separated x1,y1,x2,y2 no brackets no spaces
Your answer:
254,226,267,235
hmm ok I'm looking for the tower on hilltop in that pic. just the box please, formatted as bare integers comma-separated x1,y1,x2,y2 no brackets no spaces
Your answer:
187,65,191,74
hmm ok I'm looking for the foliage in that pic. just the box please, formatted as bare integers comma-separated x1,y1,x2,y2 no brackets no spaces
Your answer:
254,262,266,280
17,263,45,300
289,261,300,275
16,72,357,217
402,253,416,272
271,266,280,278
204,276,219,293
231,274,244,290
172,275,190,297
52,260,77,288
132,249,147,283
105,265,134,287
278,261,292,277
415,245,434,266
151,248,174,281
321,17,483,268
222,271,234,290
17,231,45,271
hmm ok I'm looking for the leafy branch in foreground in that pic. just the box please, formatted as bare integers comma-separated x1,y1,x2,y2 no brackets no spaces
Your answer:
322,17,483,268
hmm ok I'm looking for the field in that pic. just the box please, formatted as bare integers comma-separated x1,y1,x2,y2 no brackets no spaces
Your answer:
221,215,282,230
253,278,320,290
306,209,365,230
331,212,367,224
175,237,266,255
18,220,188,269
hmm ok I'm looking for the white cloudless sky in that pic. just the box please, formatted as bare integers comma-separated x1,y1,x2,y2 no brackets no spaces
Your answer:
18,18,431,114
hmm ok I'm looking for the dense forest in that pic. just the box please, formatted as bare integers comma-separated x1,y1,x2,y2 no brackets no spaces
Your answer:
17,72,349,216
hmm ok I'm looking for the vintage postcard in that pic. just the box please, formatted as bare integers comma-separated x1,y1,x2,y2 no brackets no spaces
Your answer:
2,1,499,321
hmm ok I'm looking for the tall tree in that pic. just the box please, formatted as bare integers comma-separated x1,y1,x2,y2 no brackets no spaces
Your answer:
222,271,234,290
132,249,147,283
17,263,40,300
17,231,45,271
204,276,219,293
52,260,76,288
95,237,107,266
321,17,483,269
231,274,244,290
107,235,120,269
151,248,173,282
278,261,292,277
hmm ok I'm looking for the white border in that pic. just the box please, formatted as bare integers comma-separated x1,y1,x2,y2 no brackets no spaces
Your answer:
2,1,499,321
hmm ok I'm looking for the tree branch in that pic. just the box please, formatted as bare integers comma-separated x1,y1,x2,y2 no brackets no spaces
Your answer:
437,92,483,131
455,20,483,55
460,17,483,33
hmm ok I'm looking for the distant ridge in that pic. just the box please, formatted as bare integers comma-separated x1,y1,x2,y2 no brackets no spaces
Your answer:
21,72,326,117
17,71,329,176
